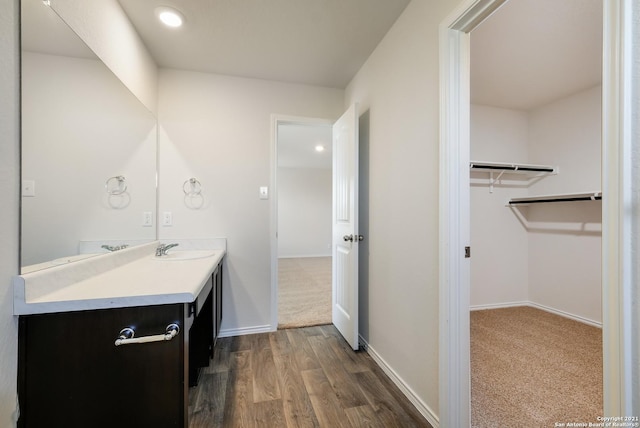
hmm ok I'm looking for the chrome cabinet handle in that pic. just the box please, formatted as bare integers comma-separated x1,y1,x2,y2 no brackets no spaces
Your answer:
114,323,180,346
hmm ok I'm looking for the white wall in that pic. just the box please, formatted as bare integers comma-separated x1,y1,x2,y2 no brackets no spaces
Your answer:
470,105,530,307
277,167,331,258
0,0,20,424
470,87,602,325
527,85,602,324
21,52,156,266
345,0,460,422
50,0,158,114
157,69,344,334
528,86,602,194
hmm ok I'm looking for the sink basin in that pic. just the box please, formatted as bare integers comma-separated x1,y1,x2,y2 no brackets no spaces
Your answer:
152,250,216,261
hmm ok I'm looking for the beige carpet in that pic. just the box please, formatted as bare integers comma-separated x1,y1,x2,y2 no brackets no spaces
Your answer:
278,257,332,329
471,306,603,427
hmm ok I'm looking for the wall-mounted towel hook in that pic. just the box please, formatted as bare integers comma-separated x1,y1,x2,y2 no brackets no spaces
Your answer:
105,175,127,195
183,178,202,196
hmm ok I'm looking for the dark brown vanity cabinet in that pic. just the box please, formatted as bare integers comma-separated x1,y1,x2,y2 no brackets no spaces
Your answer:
17,260,223,428
188,262,223,386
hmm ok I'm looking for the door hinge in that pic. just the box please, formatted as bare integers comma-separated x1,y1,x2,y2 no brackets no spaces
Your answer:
464,246,471,258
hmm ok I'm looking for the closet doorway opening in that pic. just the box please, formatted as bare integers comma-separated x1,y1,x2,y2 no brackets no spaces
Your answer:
274,119,334,329
468,0,603,424
439,0,632,425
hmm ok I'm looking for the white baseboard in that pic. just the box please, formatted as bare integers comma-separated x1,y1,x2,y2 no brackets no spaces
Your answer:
470,301,602,328
358,335,439,428
218,324,273,338
278,254,331,259
527,302,602,328
470,301,529,311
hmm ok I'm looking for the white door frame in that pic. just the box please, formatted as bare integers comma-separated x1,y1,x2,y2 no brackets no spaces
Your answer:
438,0,635,426
270,114,334,331
600,0,635,414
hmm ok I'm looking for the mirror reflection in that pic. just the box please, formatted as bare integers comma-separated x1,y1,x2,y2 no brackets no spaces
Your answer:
20,1,157,273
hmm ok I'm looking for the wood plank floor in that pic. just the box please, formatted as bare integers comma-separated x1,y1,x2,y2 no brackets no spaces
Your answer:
189,325,432,428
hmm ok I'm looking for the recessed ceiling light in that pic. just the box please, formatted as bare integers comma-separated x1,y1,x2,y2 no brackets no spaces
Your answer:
315,145,325,152
155,6,184,28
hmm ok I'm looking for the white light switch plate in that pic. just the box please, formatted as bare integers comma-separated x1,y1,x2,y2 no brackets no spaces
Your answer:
22,180,35,197
162,211,173,226
259,186,269,200
142,212,153,227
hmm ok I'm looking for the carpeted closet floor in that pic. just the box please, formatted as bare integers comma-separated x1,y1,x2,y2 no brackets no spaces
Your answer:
278,257,332,329
471,306,603,427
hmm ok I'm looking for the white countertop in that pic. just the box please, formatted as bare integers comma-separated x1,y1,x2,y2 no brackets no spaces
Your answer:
14,240,226,315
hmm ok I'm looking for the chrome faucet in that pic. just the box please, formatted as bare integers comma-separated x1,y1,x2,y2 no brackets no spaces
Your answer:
156,243,179,256
102,244,129,252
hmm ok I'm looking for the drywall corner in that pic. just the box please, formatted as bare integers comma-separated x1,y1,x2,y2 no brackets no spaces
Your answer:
0,0,22,424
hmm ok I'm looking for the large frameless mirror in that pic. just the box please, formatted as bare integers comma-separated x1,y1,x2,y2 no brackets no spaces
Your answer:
20,0,157,273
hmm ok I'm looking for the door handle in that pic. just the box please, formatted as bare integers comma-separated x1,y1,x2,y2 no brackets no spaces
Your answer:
343,234,364,242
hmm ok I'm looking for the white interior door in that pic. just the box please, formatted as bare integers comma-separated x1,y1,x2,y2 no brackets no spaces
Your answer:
332,103,359,350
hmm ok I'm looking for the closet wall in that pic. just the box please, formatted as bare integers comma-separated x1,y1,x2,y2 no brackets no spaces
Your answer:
470,85,602,325
470,106,530,308
527,85,602,324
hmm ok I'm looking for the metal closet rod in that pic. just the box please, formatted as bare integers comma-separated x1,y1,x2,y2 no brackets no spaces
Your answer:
508,192,602,205
469,162,555,173
473,165,555,172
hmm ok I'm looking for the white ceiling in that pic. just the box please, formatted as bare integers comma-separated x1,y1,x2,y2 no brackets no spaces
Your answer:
277,124,332,169
118,0,411,89
112,0,603,166
22,1,95,59
23,1,604,171
26,0,603,111
471,0,603,110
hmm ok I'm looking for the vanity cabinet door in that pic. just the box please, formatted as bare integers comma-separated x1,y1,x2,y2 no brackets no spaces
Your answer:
188,259,223,386
18,304,189,428
189,276,213,386
214,262,223,342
